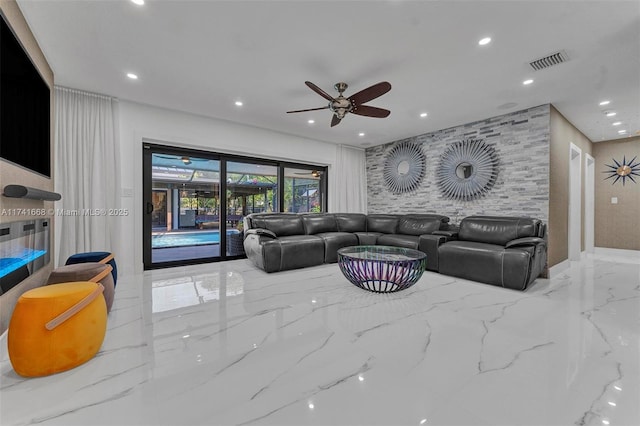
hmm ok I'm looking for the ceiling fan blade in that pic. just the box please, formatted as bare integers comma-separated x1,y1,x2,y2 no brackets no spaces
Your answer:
349,81,392,106
351,105,391,118
286,106,330,114
331,115,342,127
305,81,335,101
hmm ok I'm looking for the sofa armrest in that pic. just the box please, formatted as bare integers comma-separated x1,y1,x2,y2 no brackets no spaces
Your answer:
418,234,448,272
505,237,546,249
432,230,458,239
245,228,277,239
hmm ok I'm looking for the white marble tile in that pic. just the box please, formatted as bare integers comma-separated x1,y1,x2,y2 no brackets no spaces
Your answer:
1,252,639,425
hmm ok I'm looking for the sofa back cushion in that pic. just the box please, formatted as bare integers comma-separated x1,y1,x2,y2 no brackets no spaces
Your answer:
302,214,338,234
397,216,441,236
334,213,367,232
458,216,542,246
367,214,399,234
251,214,304,236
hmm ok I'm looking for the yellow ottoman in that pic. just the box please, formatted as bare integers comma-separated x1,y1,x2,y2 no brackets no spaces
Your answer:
8,282,107,377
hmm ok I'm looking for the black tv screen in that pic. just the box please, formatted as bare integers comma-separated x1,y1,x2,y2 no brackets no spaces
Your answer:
0,13,51,178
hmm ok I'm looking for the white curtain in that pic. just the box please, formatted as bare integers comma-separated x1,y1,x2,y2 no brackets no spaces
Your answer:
54,87,120,266
334,145,367,213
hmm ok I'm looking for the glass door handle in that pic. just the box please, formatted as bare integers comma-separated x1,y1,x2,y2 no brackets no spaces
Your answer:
146,202,154,214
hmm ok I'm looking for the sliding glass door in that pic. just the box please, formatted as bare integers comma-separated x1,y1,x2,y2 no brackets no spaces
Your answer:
283,167,325,213
144,148,222,267
225,161,278,256
143,144,326,269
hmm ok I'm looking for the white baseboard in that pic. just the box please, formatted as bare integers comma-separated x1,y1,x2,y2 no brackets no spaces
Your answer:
549,259,570,278
593,247,640,259
550,248,639,277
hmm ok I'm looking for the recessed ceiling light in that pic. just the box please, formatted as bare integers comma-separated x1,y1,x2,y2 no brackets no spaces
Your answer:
599,100,610,106
235,101,243,107
478,37,491,46
358,132,365,137
606,111,616,117
126,73,138,80
618,129,627,134
131,0,144,5
612,121,622,126
523,79,534,85
307,119,315,124
420,112,428,118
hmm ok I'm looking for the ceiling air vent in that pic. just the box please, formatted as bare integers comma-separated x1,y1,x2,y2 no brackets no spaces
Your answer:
528,50,569,71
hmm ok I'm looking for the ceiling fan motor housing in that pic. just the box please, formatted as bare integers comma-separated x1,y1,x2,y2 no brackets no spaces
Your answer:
330,97,352,118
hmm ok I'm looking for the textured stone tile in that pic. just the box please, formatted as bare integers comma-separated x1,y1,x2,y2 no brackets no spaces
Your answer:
366,105,550,223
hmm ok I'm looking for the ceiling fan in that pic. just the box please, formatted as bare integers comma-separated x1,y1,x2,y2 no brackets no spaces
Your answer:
287,81,391,127
154,154,209,165
294,170,322,178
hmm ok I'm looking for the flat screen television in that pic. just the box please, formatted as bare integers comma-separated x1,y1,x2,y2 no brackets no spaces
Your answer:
0,12,51,178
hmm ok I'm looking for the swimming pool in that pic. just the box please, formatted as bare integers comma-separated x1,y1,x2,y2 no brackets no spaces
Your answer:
152,230,240,249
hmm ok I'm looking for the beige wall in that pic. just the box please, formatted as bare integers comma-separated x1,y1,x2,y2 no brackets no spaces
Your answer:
548,106,593,267
592,136,640,250
0,0,54,332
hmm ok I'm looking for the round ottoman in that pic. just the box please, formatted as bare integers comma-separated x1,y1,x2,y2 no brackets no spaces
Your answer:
65,252,117,287
8,282,107,377
47,263,115,313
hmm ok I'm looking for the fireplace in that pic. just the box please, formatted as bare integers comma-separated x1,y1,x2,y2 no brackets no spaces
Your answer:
0,219,50,294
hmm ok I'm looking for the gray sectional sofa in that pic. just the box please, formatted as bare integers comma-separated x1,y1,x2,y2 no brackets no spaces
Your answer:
243,213,450,272
243,212,547,291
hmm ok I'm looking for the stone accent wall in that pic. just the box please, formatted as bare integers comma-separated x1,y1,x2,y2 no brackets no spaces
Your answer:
366,105,550,224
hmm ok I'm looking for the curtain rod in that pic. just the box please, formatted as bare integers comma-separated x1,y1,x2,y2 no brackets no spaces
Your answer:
54,85,118,102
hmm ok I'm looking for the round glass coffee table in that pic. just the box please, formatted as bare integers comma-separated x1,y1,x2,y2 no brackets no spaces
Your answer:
337,245,427,293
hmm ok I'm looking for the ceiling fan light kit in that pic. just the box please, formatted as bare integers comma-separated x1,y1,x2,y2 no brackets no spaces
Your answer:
287,81,392,127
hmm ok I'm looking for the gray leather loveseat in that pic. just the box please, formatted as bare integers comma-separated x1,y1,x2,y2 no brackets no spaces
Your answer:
243,213,450,273
437,216,547,290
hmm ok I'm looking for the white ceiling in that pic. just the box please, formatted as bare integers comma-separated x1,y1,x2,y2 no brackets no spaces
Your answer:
17,0,640,148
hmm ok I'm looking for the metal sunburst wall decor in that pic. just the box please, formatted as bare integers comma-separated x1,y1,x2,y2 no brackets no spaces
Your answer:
436,138,499,201
383,141,426,194
603,155,639,185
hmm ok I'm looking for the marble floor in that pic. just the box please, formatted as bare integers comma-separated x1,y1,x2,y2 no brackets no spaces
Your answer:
1,250,639,426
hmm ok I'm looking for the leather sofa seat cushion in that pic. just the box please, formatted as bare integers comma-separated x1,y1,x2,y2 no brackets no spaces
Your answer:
354,232,382,245
438,241,534,290
458,216,541,246
261,235,325,272
302,214,338,235
397,217,441,236
316,232,358,263
367,214,399,234
334,213,367,232
377,234,419,249
257,215,305,237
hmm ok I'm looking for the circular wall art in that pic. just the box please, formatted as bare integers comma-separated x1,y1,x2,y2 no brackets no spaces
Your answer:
436,138,499,201
383,141,426,194
603,155,639,185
